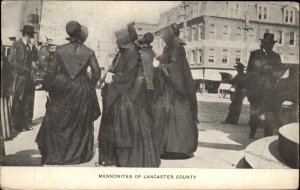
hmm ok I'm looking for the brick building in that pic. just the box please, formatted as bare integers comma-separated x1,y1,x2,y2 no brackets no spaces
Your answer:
152,1,299,92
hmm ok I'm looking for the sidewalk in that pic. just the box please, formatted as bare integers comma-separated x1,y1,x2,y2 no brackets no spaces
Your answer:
4,91,265,168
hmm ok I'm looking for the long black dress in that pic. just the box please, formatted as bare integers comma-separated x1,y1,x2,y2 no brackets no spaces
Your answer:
153,37,198,157
36,42,101,165
98,43,160,167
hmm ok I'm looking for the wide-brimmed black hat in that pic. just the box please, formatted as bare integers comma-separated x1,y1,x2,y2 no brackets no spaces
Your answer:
234,62,245,69
20,25,35,38
66,21,88,43
260,33,277,43
114,22,138,48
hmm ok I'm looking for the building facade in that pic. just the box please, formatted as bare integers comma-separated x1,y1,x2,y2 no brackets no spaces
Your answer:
153,1,299,92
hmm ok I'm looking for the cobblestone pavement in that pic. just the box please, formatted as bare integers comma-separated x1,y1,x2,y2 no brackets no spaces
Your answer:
4,90,268,168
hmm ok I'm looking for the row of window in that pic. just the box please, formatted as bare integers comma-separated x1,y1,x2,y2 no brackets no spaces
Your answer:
208,49,242,65
154,29,296,51
186,49,242,65
229,2,296,24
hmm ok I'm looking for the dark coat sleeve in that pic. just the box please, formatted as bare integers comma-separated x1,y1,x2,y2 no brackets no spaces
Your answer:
89,53,101,86
246,51,256,73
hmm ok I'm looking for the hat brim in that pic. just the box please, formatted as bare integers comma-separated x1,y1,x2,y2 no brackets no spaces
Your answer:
79,25,88,43
259,39,277,43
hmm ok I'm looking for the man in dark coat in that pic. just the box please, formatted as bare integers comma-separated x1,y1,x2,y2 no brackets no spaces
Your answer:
9,25,36,131
246,33,283,138
223,63,246,124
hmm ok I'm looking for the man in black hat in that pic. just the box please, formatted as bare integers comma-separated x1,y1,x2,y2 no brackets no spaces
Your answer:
223,63,246,124
246,32,283,138
9,25,36,131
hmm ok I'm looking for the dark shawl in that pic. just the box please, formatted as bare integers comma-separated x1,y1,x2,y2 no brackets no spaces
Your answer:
156,37,198,122
105,43,148,110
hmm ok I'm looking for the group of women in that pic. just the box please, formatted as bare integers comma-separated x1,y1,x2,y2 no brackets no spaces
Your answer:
34,20,199,167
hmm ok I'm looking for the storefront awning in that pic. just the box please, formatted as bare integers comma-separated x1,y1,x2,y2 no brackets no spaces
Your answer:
191,69,237,81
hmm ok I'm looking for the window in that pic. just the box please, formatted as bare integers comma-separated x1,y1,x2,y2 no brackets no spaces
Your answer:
278,31,283,45
222,49,228,64
223,25,229,40
285,10,289,23
198,25,204,40
284,8,295,24
258,7,262,19
208,49,215,64
236,50,241,63
289,31,295,45
198,49,202,63
257,5,268,20
187,27,192,41
235,27,242,41
229,2,240,17
263,7,267,19
290,10,293,23
209,24,216,39
192,50,197,64
248,28,255,41
234,3,240,16
193,26,198,41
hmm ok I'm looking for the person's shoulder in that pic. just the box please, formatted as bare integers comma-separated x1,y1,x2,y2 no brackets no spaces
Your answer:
270,50,280,57
81,44,95,54
250,49,261,55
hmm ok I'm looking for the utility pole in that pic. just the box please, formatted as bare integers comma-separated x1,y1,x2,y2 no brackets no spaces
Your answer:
244,2,249,65
182,1,189,40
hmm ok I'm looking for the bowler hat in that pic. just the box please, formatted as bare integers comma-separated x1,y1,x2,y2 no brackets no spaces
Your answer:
260,33,277,43
21,25,35,38
234,62,245,69
66,21,88,43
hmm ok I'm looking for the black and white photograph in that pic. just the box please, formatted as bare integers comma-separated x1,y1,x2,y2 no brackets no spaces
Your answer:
1,1,299,189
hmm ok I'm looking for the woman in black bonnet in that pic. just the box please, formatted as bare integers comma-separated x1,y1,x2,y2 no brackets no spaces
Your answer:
36,21,101,165
97,24,160,167
153,23,199,159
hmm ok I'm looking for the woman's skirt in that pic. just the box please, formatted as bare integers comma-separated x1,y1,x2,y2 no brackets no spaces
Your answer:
153,86,198,156
98,95,160,167
36,74,99,165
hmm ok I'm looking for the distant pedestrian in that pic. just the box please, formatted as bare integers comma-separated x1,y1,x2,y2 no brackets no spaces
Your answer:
152,23,198,159
36,21,101,165
222,63,246,125
246,33,283,139
9,25,35,132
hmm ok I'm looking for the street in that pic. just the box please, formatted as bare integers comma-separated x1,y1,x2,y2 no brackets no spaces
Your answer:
4,90,266,168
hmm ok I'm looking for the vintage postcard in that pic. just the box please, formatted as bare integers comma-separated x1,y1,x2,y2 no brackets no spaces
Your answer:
1,1,299,189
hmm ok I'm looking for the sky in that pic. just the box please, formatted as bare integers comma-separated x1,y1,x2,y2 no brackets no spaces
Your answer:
1,1,181,46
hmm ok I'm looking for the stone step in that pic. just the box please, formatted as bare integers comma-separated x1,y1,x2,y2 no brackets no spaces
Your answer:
244,136,290,169
278,122,299,168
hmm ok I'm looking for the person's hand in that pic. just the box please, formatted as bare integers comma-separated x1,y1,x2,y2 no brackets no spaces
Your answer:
104,72,115,84
153,59,160,67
